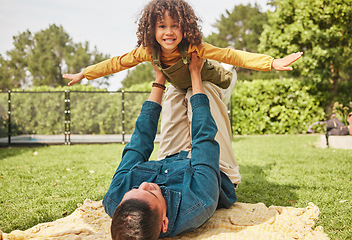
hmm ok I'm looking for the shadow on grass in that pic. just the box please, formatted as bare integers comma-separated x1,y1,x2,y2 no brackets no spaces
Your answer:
236,164,300,207
0,146,44,161
232,136,248,143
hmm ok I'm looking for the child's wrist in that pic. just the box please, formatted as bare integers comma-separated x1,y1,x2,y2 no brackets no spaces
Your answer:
271,59,276,70
152,82,166,90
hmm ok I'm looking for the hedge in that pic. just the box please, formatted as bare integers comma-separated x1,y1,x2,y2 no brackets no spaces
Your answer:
231,78,326,135
0,86,150,137
0,79,328,138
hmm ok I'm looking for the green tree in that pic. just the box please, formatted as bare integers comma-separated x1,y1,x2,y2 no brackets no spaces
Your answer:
121,62,154,89
204,4,275,80
258,0,352,111
0,55,13,89
0,24,109,90
27,25,70,86
1,30,33,89
205,4,267,52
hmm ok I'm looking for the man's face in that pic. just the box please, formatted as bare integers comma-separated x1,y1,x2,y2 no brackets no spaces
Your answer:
120,182,168,232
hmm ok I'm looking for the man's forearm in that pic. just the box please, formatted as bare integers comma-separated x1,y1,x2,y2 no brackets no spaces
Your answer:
118,64,165,169
189,94,220,184
148,82,165,104
189,53,205,95
148,64,166,104
190,69,204,94
120,101,161,167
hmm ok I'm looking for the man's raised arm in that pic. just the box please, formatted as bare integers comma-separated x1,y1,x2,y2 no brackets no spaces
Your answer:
115,64,167,172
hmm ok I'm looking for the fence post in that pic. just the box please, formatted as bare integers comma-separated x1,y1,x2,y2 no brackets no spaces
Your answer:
121,90,125,144
64,90,71,145
8,90,11,146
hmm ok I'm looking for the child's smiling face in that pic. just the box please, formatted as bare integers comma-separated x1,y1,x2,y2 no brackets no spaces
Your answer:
155,10,183,54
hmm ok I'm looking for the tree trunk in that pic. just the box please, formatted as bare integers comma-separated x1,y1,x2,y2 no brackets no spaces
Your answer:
326,65,340,115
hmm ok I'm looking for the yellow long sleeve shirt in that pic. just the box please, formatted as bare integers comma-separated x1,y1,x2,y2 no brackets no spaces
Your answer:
83,42,273,81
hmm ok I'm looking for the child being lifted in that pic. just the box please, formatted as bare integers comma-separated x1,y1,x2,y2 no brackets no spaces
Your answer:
63,0,302,89
63,0,303,186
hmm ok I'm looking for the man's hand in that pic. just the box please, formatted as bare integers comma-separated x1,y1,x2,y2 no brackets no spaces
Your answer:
63,72,85,86
272,52,303,71
189,52,205,75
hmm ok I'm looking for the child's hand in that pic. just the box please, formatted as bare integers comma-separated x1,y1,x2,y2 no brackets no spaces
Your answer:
63,72,85,86
189,52,204,74
272,52,303,71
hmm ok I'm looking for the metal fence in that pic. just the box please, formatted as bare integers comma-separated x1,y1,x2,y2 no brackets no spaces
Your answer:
0,90,232,146
0,90,151,146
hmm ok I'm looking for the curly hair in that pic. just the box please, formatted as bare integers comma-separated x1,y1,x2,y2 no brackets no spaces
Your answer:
136,0,202,53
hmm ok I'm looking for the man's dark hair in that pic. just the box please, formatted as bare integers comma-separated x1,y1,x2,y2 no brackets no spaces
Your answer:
111,198,162,240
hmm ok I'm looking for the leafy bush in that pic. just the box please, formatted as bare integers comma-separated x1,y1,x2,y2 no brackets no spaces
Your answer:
10,91,64,135
69,91,149,135
1,80,329,137
231,78,326,134
0,92,8,137
331,101,352,126
0,85,150,136
70,92,122,134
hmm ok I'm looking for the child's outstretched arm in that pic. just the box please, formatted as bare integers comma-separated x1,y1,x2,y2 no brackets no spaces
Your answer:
272,52,303,71
62,46,152,86
63,72,85,86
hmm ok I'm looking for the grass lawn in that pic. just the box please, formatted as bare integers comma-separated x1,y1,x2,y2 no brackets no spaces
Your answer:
0,135,351,239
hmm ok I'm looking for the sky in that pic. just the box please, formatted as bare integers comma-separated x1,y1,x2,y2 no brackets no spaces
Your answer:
0,0,271,90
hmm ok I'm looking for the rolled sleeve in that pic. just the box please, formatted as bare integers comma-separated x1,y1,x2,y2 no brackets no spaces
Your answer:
117,101,161,172
189,93,220,179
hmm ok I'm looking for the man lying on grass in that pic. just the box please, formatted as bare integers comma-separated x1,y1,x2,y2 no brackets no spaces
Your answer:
102,54,237,239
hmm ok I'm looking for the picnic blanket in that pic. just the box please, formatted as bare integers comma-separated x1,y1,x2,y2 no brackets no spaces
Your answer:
1,199,329,240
